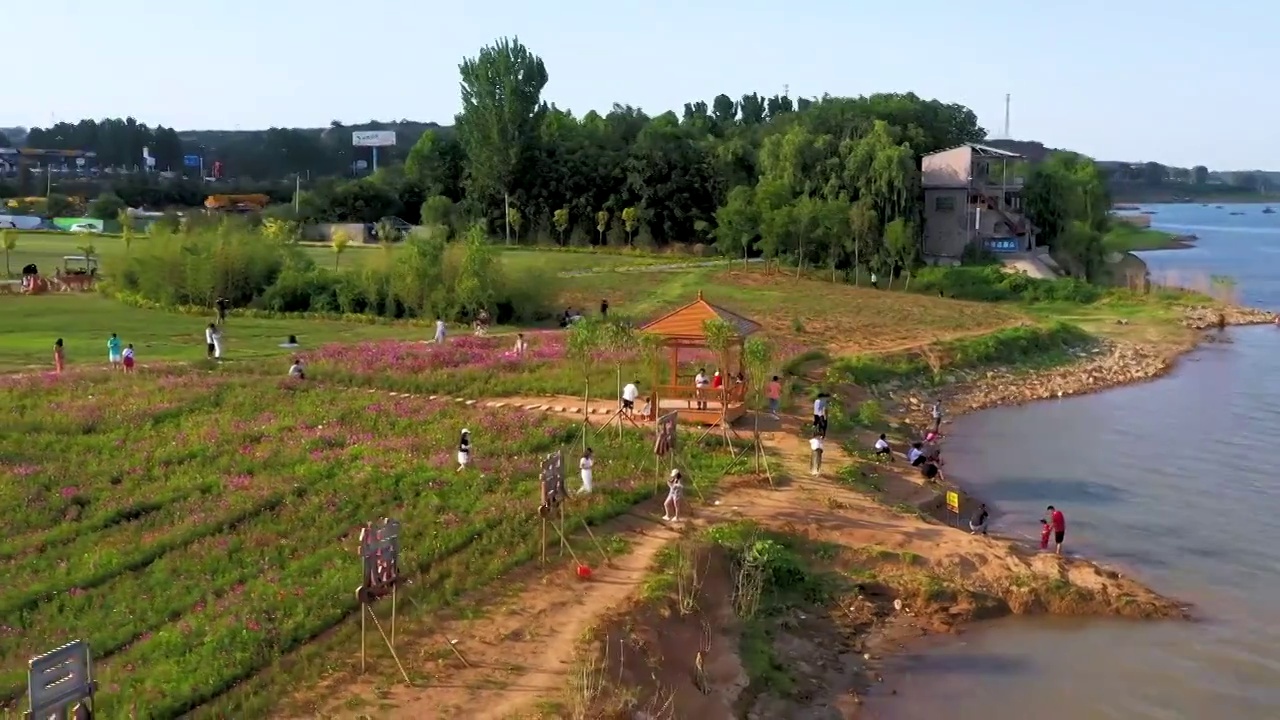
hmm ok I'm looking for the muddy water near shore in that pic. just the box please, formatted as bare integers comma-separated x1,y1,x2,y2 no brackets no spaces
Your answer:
866,325,1280,719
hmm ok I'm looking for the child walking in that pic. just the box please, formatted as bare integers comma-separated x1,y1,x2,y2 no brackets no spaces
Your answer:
53,338,65,374
809,433,825,475
663,468,684,522
456,429,471,471
122,344,136,373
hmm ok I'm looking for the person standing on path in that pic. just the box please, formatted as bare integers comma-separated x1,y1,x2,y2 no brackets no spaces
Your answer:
1047,505,1066,555
813,393,830,438
930,399,944,434
434,317,447,344
809,433,824,476
694,368,709,411
107,332,123,371
621,379,640,417
969,503,989,535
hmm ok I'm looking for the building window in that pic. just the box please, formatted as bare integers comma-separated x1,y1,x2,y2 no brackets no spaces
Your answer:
934,196,956,212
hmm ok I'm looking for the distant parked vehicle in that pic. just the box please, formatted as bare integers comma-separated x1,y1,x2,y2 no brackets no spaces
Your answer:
68,223,100,234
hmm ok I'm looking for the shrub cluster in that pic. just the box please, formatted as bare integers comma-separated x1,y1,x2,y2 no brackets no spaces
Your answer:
911,265,1103,304
105,219,560,324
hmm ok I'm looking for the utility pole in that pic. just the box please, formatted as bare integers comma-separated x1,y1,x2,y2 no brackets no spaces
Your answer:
294,174,301,214
1004,94,1011,139
504,192,511,245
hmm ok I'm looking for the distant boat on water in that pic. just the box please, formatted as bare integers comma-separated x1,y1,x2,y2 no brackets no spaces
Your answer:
1230,211,1245,216
1263,207,1276,214
1140,210,1157,215
1215,205,1225,209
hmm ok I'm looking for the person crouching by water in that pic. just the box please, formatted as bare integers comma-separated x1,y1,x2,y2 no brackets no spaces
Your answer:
663,469,684,522
288,358,306,380
456,429,471,472
969,503,989,536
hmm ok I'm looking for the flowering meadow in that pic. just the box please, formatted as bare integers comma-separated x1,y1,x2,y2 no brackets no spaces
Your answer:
294,331,653,398
0,368,727,718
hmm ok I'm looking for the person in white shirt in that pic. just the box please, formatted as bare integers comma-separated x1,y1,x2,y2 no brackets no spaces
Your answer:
930,400,943,434
288,358,306,380
205,323,223,360
809,434,825,475
694,368,709,410
621,379,640,416
512,333,527,357
663,468,684,522
578,448,594,493
205,323,217,359
874,433,893,459
907,442,925,466
456,429,471,471
434,318,447,344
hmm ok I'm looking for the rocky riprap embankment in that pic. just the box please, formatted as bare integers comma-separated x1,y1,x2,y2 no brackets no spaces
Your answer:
884,305,1275,418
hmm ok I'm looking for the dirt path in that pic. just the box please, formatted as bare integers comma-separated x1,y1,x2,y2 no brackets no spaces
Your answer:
295,509,687,720
291,392,1175,719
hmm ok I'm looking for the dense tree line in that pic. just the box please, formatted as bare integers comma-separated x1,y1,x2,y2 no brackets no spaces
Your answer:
19,119,438,179
294,37,1122,278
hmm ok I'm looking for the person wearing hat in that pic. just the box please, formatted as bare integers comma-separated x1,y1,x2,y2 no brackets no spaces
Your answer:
457,429,471,472
663,468,684,522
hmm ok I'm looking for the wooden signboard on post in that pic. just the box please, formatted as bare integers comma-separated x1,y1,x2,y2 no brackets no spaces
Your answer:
945,490,961,527
355,517,411,684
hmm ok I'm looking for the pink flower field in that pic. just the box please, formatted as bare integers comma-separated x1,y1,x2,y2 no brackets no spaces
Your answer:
0,368,727,717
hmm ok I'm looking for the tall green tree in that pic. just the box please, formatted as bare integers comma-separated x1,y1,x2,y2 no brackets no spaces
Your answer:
456,37,549,230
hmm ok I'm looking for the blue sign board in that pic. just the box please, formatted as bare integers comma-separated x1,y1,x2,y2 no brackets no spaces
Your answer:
984,237,1020,253
183,155,201,168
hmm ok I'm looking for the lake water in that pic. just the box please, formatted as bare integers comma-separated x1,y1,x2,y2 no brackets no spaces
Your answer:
867,204,1280,720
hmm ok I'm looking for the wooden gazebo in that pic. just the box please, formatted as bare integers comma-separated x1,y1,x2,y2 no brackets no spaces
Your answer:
639,291,761,426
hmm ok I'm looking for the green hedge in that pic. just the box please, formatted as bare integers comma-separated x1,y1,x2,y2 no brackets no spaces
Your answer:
910,265,1103,303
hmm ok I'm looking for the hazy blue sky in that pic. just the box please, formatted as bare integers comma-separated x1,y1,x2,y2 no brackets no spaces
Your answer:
5,0,1272,169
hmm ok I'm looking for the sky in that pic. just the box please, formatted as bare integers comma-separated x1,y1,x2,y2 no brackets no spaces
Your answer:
5,0,1275,170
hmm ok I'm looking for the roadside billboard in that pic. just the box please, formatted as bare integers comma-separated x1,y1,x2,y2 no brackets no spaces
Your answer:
352,131,396,147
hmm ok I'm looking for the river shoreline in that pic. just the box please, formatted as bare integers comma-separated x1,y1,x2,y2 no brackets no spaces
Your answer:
851,306,1274,716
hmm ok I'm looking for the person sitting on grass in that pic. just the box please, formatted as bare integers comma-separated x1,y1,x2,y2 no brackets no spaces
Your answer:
874,434,893,459
288,358,306,380
908,442,926,467
511,332,528,357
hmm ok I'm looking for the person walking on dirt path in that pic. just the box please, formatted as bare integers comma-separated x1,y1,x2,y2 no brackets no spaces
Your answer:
969,503,989,535
1046,505,1066,554
809,433,824,476
663,468,684,522
767,376,782,418
53,338,65,374
930,400,944,434
215,297,229,325
107,332,123,371
870,271,878,289
813,393,830,437
578,448,594,493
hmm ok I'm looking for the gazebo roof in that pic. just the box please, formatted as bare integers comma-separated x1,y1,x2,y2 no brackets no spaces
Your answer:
639,291,761,341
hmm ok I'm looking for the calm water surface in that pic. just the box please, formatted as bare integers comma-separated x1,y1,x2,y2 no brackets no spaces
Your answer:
868,204,1280,720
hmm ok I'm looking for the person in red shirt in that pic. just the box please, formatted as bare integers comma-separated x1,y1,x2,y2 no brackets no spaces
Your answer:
1039,519,1052,550
1046,505,1066,555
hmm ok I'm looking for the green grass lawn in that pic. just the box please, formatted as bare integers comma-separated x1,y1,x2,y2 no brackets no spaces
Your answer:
1102,224,1186,253
0,294,422,371
0,232,691,279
